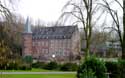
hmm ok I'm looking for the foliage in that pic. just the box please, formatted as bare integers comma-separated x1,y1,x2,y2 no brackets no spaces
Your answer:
18,63,32,70
79,69,97,78
0,22,22,69
32,62,46,69
77,57,107,78
44,61,58,70
105,59,125,78
119,59,125,78
105,61,120,78
60,63,78,71
0,58,32,70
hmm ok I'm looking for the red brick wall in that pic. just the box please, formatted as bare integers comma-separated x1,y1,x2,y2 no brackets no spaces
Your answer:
32,39,49,59
22,33,32,56
22,30,80,62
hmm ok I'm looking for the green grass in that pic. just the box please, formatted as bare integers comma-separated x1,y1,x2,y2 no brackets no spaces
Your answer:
0,68,58,72
1,74,76,78
31,68,56,72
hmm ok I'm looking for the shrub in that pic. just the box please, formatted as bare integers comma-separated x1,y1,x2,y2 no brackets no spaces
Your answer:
0,58,32,70
79,69,97,78
105,59,125,78
0,59,21,70
44,61,58,70
6,61,18,70
60,63,78,71
32,62,46,69
119,59,125,78
105,61,121,78
77,57,107,78
19,63,32,70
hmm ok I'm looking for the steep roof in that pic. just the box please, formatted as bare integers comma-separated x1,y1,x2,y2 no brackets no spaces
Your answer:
32,25,78,39
24,17,32,33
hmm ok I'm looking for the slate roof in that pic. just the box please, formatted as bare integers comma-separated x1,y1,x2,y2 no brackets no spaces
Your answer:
32,26,78,39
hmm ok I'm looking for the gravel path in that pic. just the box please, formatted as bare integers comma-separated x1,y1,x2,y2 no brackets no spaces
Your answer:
0,72,76,74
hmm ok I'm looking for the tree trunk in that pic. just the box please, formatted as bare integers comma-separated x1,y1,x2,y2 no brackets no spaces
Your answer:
86,38,90,59
122,0,125,59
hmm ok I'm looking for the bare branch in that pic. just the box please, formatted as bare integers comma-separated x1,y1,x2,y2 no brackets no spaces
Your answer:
68,3,85,21
61,0,73,11
103,27,118,32
102,0,119,26
63,12,82,21
72,21,81,25
0,1,12,22
93,10,106,26
114,0,123,9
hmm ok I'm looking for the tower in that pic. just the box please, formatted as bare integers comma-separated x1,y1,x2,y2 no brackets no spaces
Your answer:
22,17,32,57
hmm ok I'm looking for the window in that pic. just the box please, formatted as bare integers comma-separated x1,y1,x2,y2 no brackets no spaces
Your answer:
39,42,41,46
51,40,54,43
42,41,44,46
46,42,48,46
34,42,37,46
42,49,48,54
33,42,35,46
109,44,112,47
46,49,48,54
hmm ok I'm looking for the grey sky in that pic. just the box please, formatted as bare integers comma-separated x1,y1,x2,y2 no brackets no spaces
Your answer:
3,0,123,28
16,0,69,24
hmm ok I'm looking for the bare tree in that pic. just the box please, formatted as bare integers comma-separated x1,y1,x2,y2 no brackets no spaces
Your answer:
101,0,125,59
0,0,21,71
101,1,124,77
0,0,18,22
59,0,105,59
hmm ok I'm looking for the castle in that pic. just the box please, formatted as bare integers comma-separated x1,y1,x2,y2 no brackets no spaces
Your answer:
22,18,81,62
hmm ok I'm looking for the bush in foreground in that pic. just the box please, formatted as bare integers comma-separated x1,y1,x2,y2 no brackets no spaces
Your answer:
105,59,125,78
79,69,97,78
77,57,107,78
119,59,125,78
105,61,120,78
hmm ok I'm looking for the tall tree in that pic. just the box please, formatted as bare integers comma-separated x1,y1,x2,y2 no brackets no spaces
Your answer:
0,0,21,60
101,0,125,59
122,0,125,59
60,0,105,59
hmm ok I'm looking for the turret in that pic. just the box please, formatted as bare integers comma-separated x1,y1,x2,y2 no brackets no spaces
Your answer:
22,17,32,57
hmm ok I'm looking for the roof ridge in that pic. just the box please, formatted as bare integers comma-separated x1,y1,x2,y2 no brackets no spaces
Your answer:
32,25,78,39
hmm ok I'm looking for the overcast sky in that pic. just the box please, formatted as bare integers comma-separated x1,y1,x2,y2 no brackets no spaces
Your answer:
16,0,69,24
3,0,122,29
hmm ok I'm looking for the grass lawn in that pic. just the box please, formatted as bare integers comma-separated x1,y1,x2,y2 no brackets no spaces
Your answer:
0,68,58,72
1,74,76,78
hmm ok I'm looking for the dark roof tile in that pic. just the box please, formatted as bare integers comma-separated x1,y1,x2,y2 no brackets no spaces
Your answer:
32,26,78,39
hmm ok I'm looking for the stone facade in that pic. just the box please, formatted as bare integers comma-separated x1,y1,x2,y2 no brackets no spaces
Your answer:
22,18,80,62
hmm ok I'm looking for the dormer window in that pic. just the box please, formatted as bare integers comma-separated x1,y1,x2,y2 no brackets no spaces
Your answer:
64,36,66,38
